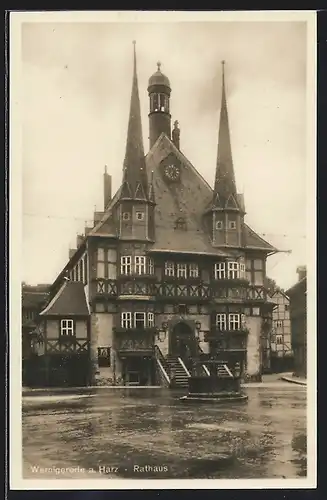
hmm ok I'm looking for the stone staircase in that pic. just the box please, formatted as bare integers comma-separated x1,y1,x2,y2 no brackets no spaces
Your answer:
165,355,190,388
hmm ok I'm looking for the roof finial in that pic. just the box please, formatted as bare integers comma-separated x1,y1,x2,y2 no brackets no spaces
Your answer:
157,61,161,71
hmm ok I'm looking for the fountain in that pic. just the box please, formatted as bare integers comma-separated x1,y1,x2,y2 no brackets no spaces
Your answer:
180,359,248,404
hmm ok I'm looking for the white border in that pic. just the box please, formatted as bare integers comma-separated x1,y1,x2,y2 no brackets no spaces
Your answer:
10,10,317,490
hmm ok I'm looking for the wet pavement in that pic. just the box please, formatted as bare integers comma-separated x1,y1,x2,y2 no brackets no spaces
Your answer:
22,383,306,480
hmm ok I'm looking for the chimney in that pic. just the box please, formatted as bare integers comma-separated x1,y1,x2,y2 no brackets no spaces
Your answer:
76,234,84,248
69,248,77,259
172,120,180,149
93,211,104,226
103,166,112,210
296,265,307,281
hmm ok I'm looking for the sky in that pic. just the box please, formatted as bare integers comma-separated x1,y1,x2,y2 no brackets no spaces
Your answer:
19,15,311,290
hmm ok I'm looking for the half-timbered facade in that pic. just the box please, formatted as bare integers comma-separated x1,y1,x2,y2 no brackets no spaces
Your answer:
35,45,277,387
267,288,294,372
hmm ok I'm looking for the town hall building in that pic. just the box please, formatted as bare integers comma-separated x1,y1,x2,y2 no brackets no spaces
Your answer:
30,43,277,387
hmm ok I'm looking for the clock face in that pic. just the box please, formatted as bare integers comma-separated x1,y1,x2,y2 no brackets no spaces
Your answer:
164,163,180,181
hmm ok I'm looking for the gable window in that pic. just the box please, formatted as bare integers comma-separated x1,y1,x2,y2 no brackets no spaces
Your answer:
60,319,74,336
227,262,239,279
214,262,226,279
189,263,199,278
120,256,132,275
134,312,146,329
177,263,187,278
135,256,146,275
165,261,175,277
122,212,130,221
216,313,227,330
229,221,237,230
229,314,241,330
215,221,223,230
136,212,145,221
147,312,155,328
121,312,132,329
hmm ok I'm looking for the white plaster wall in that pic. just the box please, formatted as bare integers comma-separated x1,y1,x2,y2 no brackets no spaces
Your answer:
246,316,262,377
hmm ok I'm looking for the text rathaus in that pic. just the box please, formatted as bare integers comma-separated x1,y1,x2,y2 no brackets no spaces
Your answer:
32,44,277,388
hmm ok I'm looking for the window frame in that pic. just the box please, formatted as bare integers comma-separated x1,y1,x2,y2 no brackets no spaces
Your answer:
135,256,146,275
134,312,146,329
189,263,199,278
148,258,154,275
177,263,188,278
147,312,155,328
120,256,132,275
227,261,239,279
60,319,74,336
229,221,237,230
215,220,223,230
228,313,241,330
122,212,131,221
121,312,132,329
164,261,175,277
216,313,227,330
214,262,226,279
135,211,145,221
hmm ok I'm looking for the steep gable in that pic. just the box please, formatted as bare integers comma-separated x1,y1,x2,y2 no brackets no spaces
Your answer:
146,133,276,254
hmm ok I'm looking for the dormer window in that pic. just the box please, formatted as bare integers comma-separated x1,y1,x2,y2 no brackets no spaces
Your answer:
136,212,144,221
175,217,187,230
229,221,236,230
122,212,130,221
216,221,223,230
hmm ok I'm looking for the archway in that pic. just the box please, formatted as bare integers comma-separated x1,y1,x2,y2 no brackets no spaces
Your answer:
169,321,197,358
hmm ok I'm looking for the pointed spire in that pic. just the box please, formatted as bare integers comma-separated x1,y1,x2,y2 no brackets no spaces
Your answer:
121,41,148,200
213,61,238,210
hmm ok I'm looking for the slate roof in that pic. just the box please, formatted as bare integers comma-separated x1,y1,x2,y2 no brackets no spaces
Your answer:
39,280,90,317
22,285,50,309
145,133,276,255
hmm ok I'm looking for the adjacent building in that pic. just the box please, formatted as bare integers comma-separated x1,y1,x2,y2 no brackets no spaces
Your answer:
286,266,307,378
267,288,294,372
28,46,278,387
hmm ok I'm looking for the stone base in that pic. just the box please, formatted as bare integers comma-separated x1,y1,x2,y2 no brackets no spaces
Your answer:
180,393,248,404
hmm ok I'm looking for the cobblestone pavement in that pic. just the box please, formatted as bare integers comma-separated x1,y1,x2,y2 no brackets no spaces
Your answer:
22,385,307,480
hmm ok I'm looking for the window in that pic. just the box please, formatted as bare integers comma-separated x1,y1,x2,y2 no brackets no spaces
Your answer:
252,307,260,316
121,312,132,329
215,221,223,230
229,221,236,230
276,320,283,328
122,212,130,221
189,263,199,278
148,258,154,275
120,256,132,275
229,314,241,330
240,263,246,279
276,335,283,345
216,313,227,330
147,312,155,328
136,212,144,221
60,319,74,336
284,304,289,311
214,262,226,279
254,259,263,270
98,347,111,367
177,263,187,278
135,256,146,275
164,261,175,277
228,262,239,279
134,312,146,329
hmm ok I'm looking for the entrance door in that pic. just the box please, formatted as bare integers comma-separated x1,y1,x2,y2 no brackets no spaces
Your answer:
170,322,196,359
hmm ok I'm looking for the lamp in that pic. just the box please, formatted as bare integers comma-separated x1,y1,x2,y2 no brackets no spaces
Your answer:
156,322,168,342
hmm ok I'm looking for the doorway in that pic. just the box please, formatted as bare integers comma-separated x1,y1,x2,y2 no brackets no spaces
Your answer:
169,322,196,359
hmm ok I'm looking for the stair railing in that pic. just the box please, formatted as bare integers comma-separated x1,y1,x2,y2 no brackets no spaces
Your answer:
177,357,191,377
222,364,234,378
196,342,210,376
154,345,171,386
